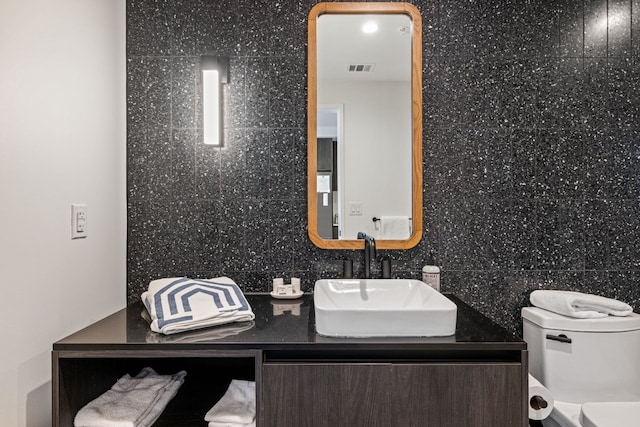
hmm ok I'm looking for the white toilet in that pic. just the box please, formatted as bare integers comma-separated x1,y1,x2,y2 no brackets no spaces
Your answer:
522,307,640,427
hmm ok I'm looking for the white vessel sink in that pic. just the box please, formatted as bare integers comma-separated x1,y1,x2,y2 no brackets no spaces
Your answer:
314,279,457,337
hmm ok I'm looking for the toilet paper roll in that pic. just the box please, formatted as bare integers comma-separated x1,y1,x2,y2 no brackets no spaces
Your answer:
528,374,554,421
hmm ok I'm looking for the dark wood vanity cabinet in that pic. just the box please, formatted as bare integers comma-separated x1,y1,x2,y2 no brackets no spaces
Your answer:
52,295,528,426
263,361,524,427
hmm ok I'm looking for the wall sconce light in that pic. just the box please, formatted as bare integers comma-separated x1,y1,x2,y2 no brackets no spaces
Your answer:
201,56,229,146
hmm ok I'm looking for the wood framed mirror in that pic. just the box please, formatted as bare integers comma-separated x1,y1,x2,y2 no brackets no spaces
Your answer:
307,2,422,250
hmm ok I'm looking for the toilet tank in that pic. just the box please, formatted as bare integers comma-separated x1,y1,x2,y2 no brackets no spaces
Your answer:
522,307,640,403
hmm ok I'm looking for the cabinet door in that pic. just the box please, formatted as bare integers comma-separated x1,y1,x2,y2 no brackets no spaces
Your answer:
262,362,523,427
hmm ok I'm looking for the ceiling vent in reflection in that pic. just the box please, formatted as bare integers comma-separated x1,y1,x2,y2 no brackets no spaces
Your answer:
347,64,375,72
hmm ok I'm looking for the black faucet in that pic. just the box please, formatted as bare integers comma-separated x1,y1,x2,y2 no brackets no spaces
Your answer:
357,232,376,279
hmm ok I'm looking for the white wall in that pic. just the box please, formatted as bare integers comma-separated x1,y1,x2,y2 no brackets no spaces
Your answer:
0,0,126,425
318,80,412,239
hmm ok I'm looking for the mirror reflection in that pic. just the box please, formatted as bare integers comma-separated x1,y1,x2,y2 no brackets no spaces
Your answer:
308,3,422,250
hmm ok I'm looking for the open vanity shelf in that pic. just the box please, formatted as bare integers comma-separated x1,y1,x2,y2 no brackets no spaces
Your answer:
53,350,260,426
52,294,528,427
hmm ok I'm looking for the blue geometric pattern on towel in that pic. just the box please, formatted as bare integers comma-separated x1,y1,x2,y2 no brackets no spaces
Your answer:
153,278,250,329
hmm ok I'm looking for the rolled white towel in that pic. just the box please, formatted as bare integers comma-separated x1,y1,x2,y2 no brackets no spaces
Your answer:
205,380,256,425
530,290,633,319
74,367,186,427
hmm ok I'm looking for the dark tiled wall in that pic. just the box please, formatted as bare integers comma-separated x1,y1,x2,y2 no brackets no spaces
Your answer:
127,0,640,335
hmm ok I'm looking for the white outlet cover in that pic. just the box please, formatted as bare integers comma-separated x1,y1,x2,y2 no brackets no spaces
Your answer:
71,203,87,239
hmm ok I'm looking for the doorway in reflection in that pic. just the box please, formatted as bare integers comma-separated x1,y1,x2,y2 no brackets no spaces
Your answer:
317,106,341,239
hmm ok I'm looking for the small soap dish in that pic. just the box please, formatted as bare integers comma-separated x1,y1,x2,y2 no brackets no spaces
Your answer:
270,290,304,300
271,277,302,299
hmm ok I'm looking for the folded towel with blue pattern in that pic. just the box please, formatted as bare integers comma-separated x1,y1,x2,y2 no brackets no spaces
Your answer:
142,277,255,335
530,290,633,319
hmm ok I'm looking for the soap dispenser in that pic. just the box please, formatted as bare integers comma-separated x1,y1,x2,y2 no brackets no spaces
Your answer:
422,252,440,291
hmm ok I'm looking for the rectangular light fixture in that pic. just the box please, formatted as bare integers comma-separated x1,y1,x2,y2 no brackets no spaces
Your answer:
201,56,229,146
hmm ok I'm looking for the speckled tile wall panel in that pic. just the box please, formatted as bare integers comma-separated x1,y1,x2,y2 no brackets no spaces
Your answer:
634,0,640,57
585,0,609,57
558,1,585,57
608,0,632,57
127,0,640,336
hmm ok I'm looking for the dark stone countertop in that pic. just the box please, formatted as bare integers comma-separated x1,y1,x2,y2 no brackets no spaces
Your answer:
54,294,525,358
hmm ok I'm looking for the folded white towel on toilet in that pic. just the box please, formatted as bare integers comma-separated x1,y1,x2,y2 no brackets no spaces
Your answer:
142,277,255,335
530,290,633,319
205,380,256,425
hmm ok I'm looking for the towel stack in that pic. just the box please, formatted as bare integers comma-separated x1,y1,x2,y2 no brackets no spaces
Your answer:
74,367,186,427
142,277,255,335
205,380,256,427
530,290,633,319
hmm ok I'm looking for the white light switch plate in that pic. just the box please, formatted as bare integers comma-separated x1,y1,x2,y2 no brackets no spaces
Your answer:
349,202,362,216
